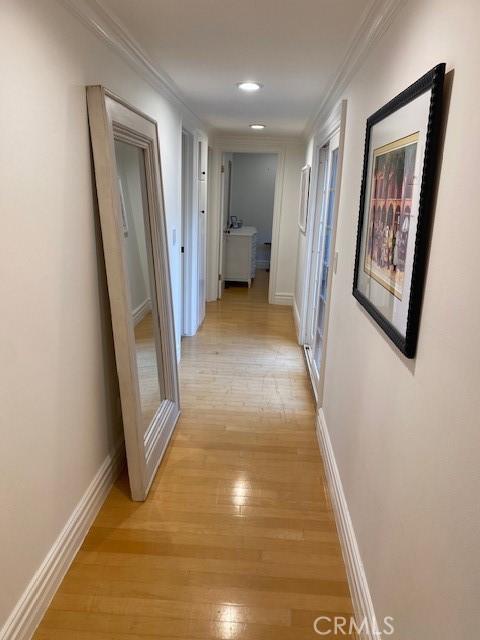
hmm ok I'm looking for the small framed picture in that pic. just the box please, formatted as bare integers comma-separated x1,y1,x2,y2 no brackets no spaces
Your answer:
353,63,445,358
298,164,311,233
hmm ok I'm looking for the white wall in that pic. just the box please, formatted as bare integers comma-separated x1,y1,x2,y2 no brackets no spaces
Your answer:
301,0,480,637
0,0,207,630
207,137,305,304
230,153,278,266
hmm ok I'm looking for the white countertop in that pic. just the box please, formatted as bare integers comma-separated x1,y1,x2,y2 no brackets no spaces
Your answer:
227,226,257,237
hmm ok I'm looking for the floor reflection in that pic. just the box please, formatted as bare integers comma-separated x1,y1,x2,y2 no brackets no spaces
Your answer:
134,311,162,432
33,270,353,639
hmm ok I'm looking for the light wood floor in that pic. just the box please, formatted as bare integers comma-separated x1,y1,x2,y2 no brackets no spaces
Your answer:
34,270,353,639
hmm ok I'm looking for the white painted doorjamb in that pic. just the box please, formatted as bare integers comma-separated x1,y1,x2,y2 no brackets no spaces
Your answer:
315,112,347,408
181,126,208,336
301,145,328,348
181,128,194,337
299,100,347,408
196,133,208,328
217,152,227,299
206,147,223,302
267,151,286,305
208,138,288,305
210,148,223,300
298,100,347,346
305,134,339,404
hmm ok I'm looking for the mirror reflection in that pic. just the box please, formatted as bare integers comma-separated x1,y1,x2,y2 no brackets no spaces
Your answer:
114,140,165,432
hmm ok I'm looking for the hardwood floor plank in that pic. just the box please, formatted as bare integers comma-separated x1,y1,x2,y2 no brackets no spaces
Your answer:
33,271,352,639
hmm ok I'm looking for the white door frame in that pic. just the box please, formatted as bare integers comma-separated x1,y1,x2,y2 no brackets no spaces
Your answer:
299,100,347,405
181,129,194,336
208,139,286,305
304,134,339,402
181,126,207,337
303,143,330,348
217,153,233,299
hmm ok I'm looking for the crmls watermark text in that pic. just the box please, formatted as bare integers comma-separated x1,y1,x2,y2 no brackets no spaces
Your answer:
313,615,395,636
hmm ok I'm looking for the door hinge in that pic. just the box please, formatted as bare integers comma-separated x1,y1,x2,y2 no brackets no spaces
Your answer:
181,246,184,253
221,165,225,173
218,274,222,281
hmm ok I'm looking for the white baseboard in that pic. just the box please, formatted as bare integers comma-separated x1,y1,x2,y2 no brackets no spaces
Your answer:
132,298,151,326
293,298,301,342
316,409,380,640
271,292,293,306
0,440,125,640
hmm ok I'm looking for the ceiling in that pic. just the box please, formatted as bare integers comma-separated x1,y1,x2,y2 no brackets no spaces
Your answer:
98,0,373,136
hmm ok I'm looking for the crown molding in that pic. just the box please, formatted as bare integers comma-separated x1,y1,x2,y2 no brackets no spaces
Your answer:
59,0,210,133
305,0,406,138
60,0,404,140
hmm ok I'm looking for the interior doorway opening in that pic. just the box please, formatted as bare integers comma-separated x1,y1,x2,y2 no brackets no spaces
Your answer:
219,152,278,299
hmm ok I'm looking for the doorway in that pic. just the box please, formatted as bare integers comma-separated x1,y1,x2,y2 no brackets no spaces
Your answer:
181,128,207,339
218,152,278,299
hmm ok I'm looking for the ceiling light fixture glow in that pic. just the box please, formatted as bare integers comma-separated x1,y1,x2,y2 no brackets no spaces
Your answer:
249,124,266,130
237,81,262,92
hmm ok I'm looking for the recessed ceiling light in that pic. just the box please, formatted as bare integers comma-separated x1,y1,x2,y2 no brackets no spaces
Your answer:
250,124,266,130
237,81,262,92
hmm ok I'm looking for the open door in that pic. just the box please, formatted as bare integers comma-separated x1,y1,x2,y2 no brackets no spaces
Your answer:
87,86,180,501
304,131,341,404
197,139,208,325
218,156,232,298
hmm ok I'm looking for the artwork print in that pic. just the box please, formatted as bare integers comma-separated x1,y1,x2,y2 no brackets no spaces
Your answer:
352,63,445,358
364,133,418,300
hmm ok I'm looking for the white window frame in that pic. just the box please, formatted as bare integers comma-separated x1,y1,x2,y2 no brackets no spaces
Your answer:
299,100,347,406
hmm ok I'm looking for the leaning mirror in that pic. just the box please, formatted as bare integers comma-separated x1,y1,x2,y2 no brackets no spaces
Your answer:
86,86,180,501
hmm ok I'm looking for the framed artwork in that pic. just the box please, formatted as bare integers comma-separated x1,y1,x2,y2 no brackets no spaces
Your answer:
353,63,445,358
298,164,311,233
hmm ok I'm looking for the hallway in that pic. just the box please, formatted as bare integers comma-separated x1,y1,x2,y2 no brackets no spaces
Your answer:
33,271,352,638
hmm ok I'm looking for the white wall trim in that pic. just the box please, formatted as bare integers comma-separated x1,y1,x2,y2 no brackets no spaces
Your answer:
0,440,125,640
271,293,293,306
293,298,301,342
305,0,406,137
60,0,209,133
132,297,151,326
316,410,380,640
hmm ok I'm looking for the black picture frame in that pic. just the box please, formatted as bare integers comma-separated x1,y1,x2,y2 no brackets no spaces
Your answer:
352,63,445,359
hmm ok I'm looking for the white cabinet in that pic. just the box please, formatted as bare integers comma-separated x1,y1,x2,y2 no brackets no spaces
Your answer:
225,226,257,287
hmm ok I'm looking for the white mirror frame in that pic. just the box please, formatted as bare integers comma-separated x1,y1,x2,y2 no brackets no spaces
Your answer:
86,86,180,501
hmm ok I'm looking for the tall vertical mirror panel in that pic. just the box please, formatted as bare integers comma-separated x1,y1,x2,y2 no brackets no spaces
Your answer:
114,140,165,433
87,87,180,501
